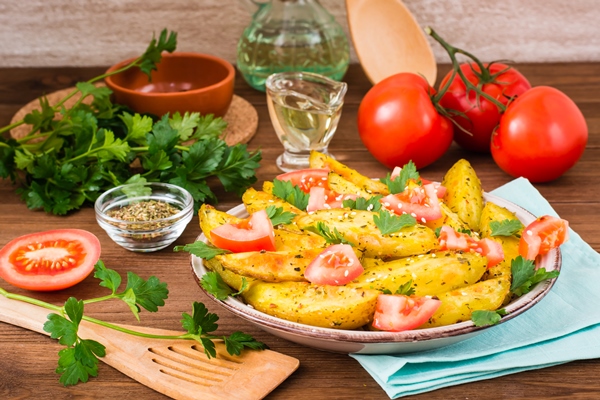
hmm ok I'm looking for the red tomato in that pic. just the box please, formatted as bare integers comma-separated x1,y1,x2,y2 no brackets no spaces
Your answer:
357,73,453,169
519,215,569,260
492,86,588,182
304,244,363,286
438,226,504,268
372,294,441,332
276,168,330,193
211,209,276,253
439,62,531,153
389,167,446,199
307,186,358,212
0,229,101,291
381,183,442,223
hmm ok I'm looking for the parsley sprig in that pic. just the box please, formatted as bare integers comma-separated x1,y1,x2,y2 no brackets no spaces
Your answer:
265,205,296,226
381,161,420,194
381,279,416,296
374,210,416,235
200,271,248,301
174,240,231,260
0,29,261,214
0,261,265,386
510,256,560,296
305,221,353,245
471,309,507,327
342,195,382,212
489,219,524,236
272,179,310,210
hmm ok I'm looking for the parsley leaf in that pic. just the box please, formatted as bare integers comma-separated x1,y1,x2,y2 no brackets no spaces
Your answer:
169,112,201,141
190,114,228,141
266,205,296,226
471,309,507,327
173,241,231,260
395,279,416,296
490,219,524,236
342,195,382,212
510,256,560,296
93,261,122,294
381,161,420,194
374,210,416,235
139,29,178,77
200,271,247,300
305,221,353,245
181,302,221,358
225,331,268,356
123,272,169,313
272,179,310,210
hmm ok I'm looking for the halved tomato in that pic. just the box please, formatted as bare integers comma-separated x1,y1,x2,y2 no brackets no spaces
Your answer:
372,294,441,332
438,225,504,268
0,229,101,291
304,244,364,285
519,215,569,260
381,183,442,223
276,168,330,193
211,209,276,253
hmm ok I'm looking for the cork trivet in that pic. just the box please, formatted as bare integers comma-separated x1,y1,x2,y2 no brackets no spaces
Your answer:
10,86,258,146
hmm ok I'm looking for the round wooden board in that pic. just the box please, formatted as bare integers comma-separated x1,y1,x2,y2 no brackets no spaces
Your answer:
10,86,258,146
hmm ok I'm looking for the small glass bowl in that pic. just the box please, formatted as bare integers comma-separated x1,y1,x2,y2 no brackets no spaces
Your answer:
95,182,194,252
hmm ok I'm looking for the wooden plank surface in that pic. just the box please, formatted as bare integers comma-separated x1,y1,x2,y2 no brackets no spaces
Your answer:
0,63,599,399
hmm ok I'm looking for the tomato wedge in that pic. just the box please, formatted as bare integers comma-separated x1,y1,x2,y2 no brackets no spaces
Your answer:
0,229,101,291
304,244,364,285
372,294,441,332
307,186,358,212
276,168,330,193
438,226,504,268
519,215,569,260
211,209,276,253
381,183,442,223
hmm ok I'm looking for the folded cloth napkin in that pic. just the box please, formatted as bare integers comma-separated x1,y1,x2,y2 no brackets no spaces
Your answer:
350,177,600,398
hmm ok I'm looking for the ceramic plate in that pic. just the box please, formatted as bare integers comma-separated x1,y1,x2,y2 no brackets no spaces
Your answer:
190,193,561,354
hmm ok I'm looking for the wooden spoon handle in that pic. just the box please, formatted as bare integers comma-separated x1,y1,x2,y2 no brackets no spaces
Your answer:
0,294,53,335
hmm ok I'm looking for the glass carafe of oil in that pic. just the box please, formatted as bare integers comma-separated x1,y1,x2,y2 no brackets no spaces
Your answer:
237,0,350,92
266,71,347,172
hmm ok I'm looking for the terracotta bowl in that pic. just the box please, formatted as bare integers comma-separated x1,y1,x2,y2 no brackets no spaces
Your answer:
105,52,235,117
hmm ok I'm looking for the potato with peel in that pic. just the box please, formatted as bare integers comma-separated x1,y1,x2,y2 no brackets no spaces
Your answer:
348,251,487,296
441,159,484,231
327,172,372,198
309,150,389,195
204,257,252,291
242,186,305,218
243,280,380,329
421,277,511,328
295,209,438,259
425,202,472,234
214,248,326,282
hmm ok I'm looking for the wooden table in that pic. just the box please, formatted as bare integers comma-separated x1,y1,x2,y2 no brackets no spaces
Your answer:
0,63,598,399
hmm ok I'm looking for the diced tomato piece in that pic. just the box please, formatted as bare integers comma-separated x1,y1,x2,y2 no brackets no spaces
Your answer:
519,215,569,260
476,238,504,268
381,183,442,222
0,229,101,291
372,294,441,332
210,209,276,253
438,226,505,268
307,187,358,212
304,244,363,286
276,168,330,193
390,167,446,198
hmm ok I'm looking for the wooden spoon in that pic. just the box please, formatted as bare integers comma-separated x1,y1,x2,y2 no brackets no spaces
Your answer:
346,0,437,85
0,294,299,400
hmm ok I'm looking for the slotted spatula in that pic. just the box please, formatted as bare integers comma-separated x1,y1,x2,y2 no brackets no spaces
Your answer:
0,294,299,399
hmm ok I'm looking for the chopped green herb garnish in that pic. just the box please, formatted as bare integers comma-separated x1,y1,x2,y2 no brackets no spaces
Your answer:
374,210,416,235
471,309,507,327
381,161,420,194
173,241,231,260
342,195,382,212
272,179,310,210
490,219,524,236
510,256,560,296
265,205,296,226
305,221,353,245
200,271,248,301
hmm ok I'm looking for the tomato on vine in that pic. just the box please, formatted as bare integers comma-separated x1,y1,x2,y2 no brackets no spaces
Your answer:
438,62,531,153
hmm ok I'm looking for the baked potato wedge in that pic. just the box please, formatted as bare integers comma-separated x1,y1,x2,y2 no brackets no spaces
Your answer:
421,277,510,328
243,280,380,329
309,151,389,195
215,248,326,282
242,187,306,217
204,257,252,291
327,172,372,198
348,251,487,296
296,209,438,259
441,159,484,232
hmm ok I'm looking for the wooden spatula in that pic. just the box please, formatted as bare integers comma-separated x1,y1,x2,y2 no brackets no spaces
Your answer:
0,294,299,400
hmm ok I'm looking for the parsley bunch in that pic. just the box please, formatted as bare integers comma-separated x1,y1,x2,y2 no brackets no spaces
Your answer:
0,261,266,386
0,29,261,214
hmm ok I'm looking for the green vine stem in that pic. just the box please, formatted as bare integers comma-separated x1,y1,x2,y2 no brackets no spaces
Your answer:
425,26,508,111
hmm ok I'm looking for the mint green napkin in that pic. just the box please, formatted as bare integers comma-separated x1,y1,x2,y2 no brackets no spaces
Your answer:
350,177,600,398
